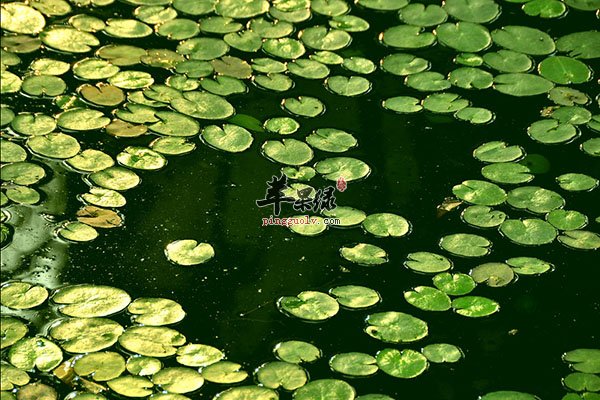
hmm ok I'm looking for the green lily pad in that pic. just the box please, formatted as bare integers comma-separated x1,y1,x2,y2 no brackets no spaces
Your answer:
473,141,525,163
404,286,452,311
1,162,45,186
264,117,300,135
480,392,538,400
274,341,321,364
117,146,167,171
40,26,99,53
153,367,204,393
128,298,185,326
252,58,287,74
329,353,378,377
10,112,55,136
278,291,339,321
171,91,235,119
289,215,328,236
538,56,592,84
326,76,372,97
357,0,408,9
440,233,492,257
556,31,600,59
322,206,367,227
73,58,119,80
315,157,371,181
436,22,492,52
119,326,186,357
581,138,600,157
381,25,436,49
461,205,507,228
263,38,306,59
200,361,248,384
52,284,130,317
282,96,325,117
8,337,62,372
89,167,141,191
404,252,452,273
455,107,495,124
563,372,600,392
563,349,600,374
165,240,215,266
507,186,565,213
550,106,592,125
381,53,429,76
494,73,554,96
177,37,229,61
522,0,567,18
67,149,114,173
481,162,534,184
177,344,224,367
329,285,381,309
1,281,48,309
57,221,98,242
74,352,126,381
342,57,376,74
483,50,533,73
150,137,196,155
107,376,153,397
211,57,253,80
80,188,126,208
423,93,469,113
405,72,450,91
557,173,598,192
104,18,151,38
452,296,500,317
0,362,30,391
262,139,313,165
558,230,600,250
1,3,46,34
365,311,428,343
399,4,447,27
224,30,262,52
421,343,463,363
255,361,308,389
0,71,22,94
452,180,507,206
311,51,344,65
376,349,428,379
294,379,355,400
250,18,294,38
1,317,28,350
506,257,553,275
4,186,40,205
340,243,388,266
253,73,294,92
157,18,200,40
21,75,66,97
79,83,124,106
432,272,477,295
449,68,494,89
300,26,352,51
500,218,557,245
492,26,556,55
215,0,269,18
470,262,515,287
528,120,579,144
443,0,500,23
548,87,590,106
26,133,80,159
213,386,278,400
329,15,370,32
383,96,423,113
546,209,588,230
362,213,410,238
57,108,110,131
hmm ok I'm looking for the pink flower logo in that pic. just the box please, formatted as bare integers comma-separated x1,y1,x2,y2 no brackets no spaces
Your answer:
336,177,347,192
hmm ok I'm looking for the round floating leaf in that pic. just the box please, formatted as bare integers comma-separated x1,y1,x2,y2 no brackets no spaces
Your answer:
8,337,62,372
362,213,410,238
383,96,423,113
215,0,269,18
128,298,185,326
329,15,370,32
522,0,567,18
433,272,477,295
480,392,541,400
455,107,495,124
293,379,355,400
224,30,262,52
357,0,408,9
404,286,452,311
0,362,30,390
149,111,200,137
274,341,321,364
57,108,110,131
74,352,126,381
253,73,294,92
255,361,308,390
151,137,196,155
381,25,436,49
506,257,553,275
581,138,600,157
177,344,224,367
67,150,114,172
452,296,499,317
73,58,119,80
500,219,558,245
538,56,591,84
50,317,122,353
483,50,533,73
315,157,371,181
326,76,372,97
1,317,28,350
399,4,447,27
165,240,215,266
213,386,278,400
461,205,507,228
264,117,300,135
548,87,590,106
342,57,376,74
473,141,524,163
119,326,186,357
263,38,306,59
211,57,253,79
1,282,48,309
563,349,600,374
289,216,328,236
376,349,428,379
1,71,22,94
492,26,555,55
558,230,600,250
1,162,45,186
340,243,388,266
4,186,40,205
494,73,554,96
250,18,294,38
11,112,56,136
171,91,235,120
422,343,463,363
546,210,588,230
405,72,450,91
329,353,378,377
52,284,131,317
556,31,600,59
201,361,248,384
507,186,565,214
323,206,367,227
21,75,66,97
40,26,99,53
329,285,381,309
423,93,469,113
282,96,325,117
557,173,598,192
90,167,141,191
311,51,344,65
550,106,591,125
453,180,507,206
79,83,124,106
365,312,428,343
435,22,492,53
104,18,152,38
404,252,452,273
440,233,492,257
278,291,339,321
57,221,98,242
449,68,493,90
153,367,204,393
443,0,500,23
528,119,579,144
470,263,515,287
1,3,46,34
107,376,153,397
381,53,429,76
26,133,80,159
177,38,229,61
262,139,313,165
81,188,125,209
300,26,352,51
117,146,167,171
198,122,252,152
481,163,534,184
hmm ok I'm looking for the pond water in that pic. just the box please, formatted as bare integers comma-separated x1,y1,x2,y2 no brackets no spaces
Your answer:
1,0,599,399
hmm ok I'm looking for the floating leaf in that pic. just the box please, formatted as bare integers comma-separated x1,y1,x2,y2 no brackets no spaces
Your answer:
381,25,436,49
329,353,378,377
507,186,565,214
546,210,588,231
74,352,126,381
340,243,388,266
278,291,339,321
462,205,506,228
473,141,525,163
274,341,322,364
213,386,278,400
440,233,492,257
165,240,215,266
443,0,500,23
452,296,500,317
558,230,600,250
470,263,515,287
107,376,153,397
376,349,428,379
422,93,469,113
326,76,372,97
119,326,186,357
556,173,598,192
404,286,452,311
329,285,381,309
481,162,534,184
52,284,131,317
494,73,554,96
264,117,300,135
177,344,224,367
201,361,248,384
1,317,28,350
398,4,447,26
563,349,600,374
40,26,99,53
433,272,477,295
89,167,141,191
422,343,463,363
128,298,185,326
556,31,600,59
404,252,452,274
1,281,48,309
538,56,592,84
153,367,204,393
8,337,62,371
1,3,46,34
262,139,313,165
479,391,540,400
453,180,507,206
435,22,492,52
506,257,553,275
365,312,428,343
492,26,555,55
323,207,367,227
483,50,533,73
57,221,98,242
382,96,423,113
315,157,371,181
293,379,355,400
255,361,308,389
127,356,162,376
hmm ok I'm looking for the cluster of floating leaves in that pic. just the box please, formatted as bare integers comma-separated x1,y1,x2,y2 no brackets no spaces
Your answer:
1,0,599,398
561,348,600,399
